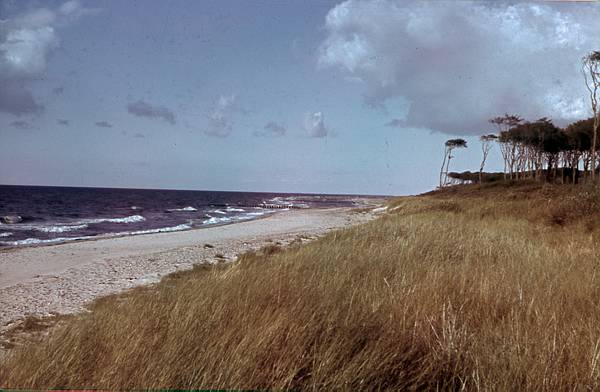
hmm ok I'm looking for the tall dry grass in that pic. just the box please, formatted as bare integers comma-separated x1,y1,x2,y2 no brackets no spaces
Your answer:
2,182,600,390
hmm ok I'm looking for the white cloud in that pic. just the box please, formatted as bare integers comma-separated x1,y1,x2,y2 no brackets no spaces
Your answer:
1,26,58,78
304,111,329,138
60,1,80,14
318,1,600,134
0,1,96,115
205,94,238,137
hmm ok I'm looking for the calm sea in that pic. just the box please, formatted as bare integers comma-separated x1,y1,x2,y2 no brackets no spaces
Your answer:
0,185,372,247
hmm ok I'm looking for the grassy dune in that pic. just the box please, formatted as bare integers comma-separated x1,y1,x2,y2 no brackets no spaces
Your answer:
2,182,600,390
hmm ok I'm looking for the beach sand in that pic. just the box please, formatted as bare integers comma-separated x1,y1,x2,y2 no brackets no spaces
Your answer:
0,205,382,338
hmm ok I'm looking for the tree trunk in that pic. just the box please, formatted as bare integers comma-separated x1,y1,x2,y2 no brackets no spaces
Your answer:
439,147,448,188
445,155,452,186
479,144,489,185
593,115,599,182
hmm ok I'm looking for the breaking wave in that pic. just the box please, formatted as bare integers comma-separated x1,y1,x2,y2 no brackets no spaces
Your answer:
202,216,232,225
0,223,192,247
167,206,198,212
83,215,146,224
35,224,89,233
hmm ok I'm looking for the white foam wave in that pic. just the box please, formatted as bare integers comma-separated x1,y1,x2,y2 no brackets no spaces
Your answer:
202,216,232,225
212,209,227,215
0,236,91,246
226,207,245,212
35,224,88,233
0,215,144,233
265,197,309,209
168,206,197,212
84,215,146,224
0,223,192,247
0,232,13,237
123,223,192,235
234,210,277,220
0,223,87,233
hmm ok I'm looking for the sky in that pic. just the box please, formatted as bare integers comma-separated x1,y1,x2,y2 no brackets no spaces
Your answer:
1,0,599,195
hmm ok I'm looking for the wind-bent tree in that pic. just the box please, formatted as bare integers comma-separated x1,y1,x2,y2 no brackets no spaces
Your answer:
479,134,497,183
440,138,467,187
490,114,523,179
582,50,600,181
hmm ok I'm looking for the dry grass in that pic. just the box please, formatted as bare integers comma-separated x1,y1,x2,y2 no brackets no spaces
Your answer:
2,182,600,390
0,315,70,351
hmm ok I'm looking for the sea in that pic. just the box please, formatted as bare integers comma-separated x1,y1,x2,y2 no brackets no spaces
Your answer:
0,185,373,248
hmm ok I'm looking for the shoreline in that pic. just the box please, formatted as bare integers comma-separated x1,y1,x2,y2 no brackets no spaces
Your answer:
0,205,383,339
0,197,385,251
0,208,279,251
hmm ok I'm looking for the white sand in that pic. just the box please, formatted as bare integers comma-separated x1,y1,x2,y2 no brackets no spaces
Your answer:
0,207,380,333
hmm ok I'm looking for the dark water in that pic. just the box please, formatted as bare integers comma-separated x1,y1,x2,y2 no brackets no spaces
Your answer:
0,185,371,247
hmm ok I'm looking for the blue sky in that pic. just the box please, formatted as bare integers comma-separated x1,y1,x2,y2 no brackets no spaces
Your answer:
1,1,599,195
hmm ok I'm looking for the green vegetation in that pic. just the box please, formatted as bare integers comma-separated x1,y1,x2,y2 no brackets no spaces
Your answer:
2,182,600,390
445,116,600,186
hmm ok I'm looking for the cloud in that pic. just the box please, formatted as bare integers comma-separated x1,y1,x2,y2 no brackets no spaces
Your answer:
0,81,44,115
127,100,176,125
57,1,100,22
255,121,286,137
52,86,64,95
9,120,33,130
385,118,403,128
319,1,600,134
0,1,95,116
57,118,69,126
133,133,145,138
95,121,113,128
205,94,238,137
304,112,329,138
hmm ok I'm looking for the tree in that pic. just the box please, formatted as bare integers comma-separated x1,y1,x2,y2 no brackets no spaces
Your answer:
582,50,600,181
566,118,595,183
534,120,567,182
439,138,467,187
490,114,523,179
479,134,497,183
490,117,571,182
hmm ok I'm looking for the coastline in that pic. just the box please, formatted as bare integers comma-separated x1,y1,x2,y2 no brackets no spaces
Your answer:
0,206,279,250
0,205,382,338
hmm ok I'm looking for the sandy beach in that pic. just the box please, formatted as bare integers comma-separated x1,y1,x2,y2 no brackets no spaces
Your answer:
0,206,381,336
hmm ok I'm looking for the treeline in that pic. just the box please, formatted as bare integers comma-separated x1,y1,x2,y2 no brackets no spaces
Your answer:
442,50,600,187
491,115,597,184
442,116,600,186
